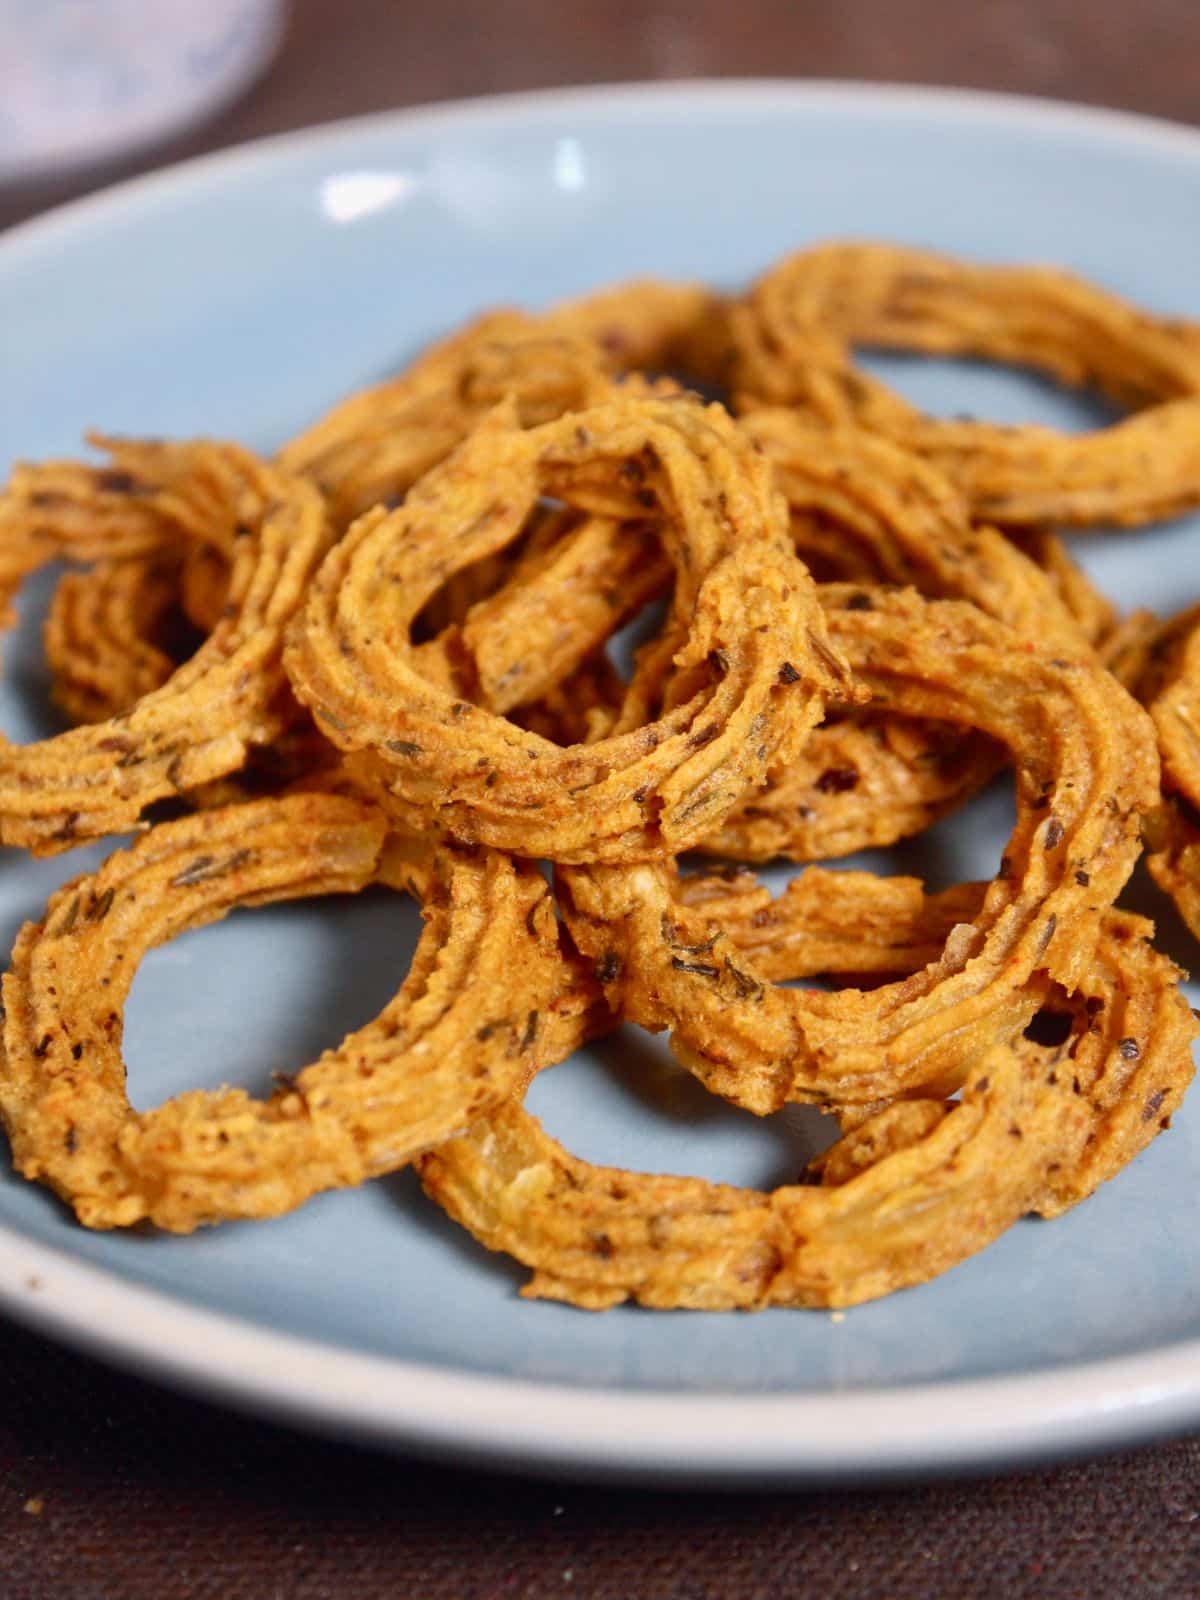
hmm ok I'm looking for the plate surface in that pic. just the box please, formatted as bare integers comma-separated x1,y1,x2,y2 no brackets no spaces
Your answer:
2,81,1200,1485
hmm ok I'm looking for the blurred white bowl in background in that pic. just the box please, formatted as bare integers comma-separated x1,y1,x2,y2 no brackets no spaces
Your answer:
0,0,287,185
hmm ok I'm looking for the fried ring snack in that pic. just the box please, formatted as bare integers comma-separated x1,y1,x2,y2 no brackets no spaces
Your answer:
285,394,851,863
281,319,614,529
741,413,1091,648
417,882,1193,1310
0,441,334,854
179,542,230,635
417,1040,1090,1311
561,586,1157,1110
0,792,596,1231
698,711,1001,864
414,416,1096,863
281,276,719,528
1005,528,1117,649
691,864,1195,1208
43,556,183,726
1135,604,1200,940
700,417,1087,862
0,441,204,630
730,241,1200,528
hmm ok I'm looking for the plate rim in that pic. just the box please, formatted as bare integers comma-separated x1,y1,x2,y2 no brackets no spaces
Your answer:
3,76,1200,1483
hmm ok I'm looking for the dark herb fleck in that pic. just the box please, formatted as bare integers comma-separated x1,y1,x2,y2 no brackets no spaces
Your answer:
777,661,801,684
594,951,622,984
96,469,137,494
1118,1037,1140,1060
670,957,721,978
723,960,764,1000
660,914,717,956
170,849,252,888
814,766,859,795
1142,1088,1167,1122
88,887,115,923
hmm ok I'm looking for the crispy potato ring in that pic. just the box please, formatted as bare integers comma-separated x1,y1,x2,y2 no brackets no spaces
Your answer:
0,441,207,629
677,862,985,981
0,441,333,854
418,1041,1091,1311
698,712,1001,864
415,510,670,717
730,241,1200,528
285,394,850,863
418,884,1193,1309
416,419,1107,864
1133,604,1200,939
0,792,596,1232
281,277,719,528
700,417,1088,862
179,542,230,634
43,556,182,726
560,585,1157,1111
1005,528,1117,649
281,320,614,529
741,413,1092,647
692,864,1195,1208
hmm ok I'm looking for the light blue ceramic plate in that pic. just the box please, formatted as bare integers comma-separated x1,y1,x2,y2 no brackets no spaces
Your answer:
1,82,1199,1486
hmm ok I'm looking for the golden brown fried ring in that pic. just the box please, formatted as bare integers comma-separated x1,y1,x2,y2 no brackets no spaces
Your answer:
698,713,1001,863
0,439,211,628
1004,528,1117,649
1020,911,1197,1215
695,864,1195,1207
699,418,1088,863
418,877,1193,1310
0,441,334,854
1135,605,1200,939
0,792,597,1232
414,512,669,716
1097,607,1170,693
179,542,230,634
417,1040,1091,1311
730,241,1200,528
285,394,851,863
280,317,613,528
741,414,1092,648
426,419,1092,863
282,278,720,529
44,556,180,726
678,863,984,980
539,278,724,373
560,585,1158,1110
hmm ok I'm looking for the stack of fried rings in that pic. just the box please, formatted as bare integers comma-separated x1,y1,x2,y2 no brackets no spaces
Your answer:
0,245,1197,1312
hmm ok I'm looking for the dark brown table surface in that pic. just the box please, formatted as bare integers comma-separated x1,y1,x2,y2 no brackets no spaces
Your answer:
3,2,1200,1595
